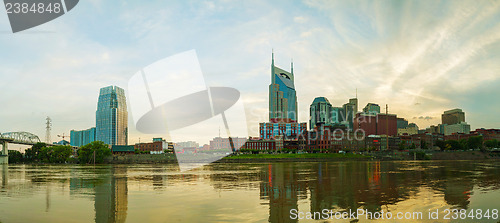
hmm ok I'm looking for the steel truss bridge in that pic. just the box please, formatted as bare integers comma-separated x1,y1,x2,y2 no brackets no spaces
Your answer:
0,132,42,146
0,132,58,164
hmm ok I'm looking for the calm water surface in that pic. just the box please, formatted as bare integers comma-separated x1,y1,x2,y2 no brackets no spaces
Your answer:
0,161,499,223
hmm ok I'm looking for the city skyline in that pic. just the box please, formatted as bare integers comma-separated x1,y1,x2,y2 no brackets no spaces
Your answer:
1,0,500,145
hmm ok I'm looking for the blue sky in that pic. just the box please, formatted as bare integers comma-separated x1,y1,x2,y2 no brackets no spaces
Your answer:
1,0,499,146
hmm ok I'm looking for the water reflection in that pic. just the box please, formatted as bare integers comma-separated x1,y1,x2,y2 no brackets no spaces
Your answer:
0,161,499,222
68,167,128,222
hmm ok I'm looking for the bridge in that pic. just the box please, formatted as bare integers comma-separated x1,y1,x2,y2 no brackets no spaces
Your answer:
0,132,44,164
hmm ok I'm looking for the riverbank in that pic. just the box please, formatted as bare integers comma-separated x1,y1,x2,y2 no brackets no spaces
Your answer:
106,153,177,164
101,151,500,164
218,153,373,163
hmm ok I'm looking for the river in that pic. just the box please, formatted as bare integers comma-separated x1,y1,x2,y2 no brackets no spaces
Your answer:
0,161,499,222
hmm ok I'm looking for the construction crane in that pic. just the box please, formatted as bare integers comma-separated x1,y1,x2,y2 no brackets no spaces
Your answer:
57,133,70,142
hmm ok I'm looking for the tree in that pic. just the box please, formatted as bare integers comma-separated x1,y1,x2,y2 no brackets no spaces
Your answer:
24,142,46,162
51,145,73,163
435,140,446,151
445,140,463,150
409,143,416,150
398,142,406,150
78,141,111,164
459,138,468,150
421,140,428,150
8,150,23,163
485,139,499,148
35,145,73,163
467,135,483,151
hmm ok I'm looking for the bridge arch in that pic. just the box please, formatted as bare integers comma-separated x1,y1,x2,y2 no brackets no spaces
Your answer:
0,132,42,144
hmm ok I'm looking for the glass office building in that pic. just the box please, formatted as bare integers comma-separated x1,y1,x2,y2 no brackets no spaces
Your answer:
259,122,307,140
269,52,298,122
96,86,128,145
70,127,96,147
309,97,333,129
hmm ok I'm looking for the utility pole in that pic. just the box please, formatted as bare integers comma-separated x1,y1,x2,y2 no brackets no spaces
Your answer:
45,117,52,143
386,104,389,151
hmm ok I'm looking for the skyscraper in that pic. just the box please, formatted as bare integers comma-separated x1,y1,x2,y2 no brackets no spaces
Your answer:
331,107,344,124
442,108,465,125
96,86,128,145
269,52,298,122
309,97,333,129
343,102,355,129
349,98,358,114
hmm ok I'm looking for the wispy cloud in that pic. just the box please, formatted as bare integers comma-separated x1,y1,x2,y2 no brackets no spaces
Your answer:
1,0,499,145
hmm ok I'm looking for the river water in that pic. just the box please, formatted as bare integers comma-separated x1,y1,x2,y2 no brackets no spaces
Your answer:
0,161,499,223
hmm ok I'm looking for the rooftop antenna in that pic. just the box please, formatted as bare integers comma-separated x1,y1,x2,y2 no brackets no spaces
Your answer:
356,88,358,98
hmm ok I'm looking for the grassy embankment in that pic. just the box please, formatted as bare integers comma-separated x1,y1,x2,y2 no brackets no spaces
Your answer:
223,153,371,159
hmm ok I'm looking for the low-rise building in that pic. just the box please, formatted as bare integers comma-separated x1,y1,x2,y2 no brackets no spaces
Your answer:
472,129,500,141
242,137,283,151
443,122,470,135
70,127,96,147
135,138,169,154
111,145,135,155
259,122,307,140
398,123,419,136
209,137,247,151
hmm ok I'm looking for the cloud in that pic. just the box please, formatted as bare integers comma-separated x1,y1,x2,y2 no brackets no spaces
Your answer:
413,116,434,121
1,0,499,144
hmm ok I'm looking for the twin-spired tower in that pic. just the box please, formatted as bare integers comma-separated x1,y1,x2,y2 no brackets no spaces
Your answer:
268,52,298,123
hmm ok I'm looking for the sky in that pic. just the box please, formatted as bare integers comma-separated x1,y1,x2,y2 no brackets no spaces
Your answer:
1,0,500,147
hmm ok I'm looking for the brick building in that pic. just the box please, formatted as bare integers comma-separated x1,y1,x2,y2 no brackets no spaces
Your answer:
134,138,169,154
242,137,283,151
354,113,397,136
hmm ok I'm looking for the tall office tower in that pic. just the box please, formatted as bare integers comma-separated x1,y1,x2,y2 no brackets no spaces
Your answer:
269,52,298,122
349,98,358,114
96,86,128,145
331,107,344,124
343,102,355,129
441,108,465,125
363,103,381,115
309,97,333,129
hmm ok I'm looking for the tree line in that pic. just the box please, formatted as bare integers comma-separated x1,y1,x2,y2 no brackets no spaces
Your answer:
8,141,111,164
434,135,495,151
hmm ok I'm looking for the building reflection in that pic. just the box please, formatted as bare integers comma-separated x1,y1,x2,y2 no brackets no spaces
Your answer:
307,161,419,217
0,161,499,222
70,166,128,223
259,163,308,223
255,161,484,221
425,161,476,209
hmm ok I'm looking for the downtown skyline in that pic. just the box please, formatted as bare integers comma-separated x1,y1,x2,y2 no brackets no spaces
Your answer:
1,0,500,145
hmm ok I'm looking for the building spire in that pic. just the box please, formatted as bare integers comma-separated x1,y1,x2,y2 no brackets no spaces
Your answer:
291,58,294,75
272,49,274,65
271,49,275,83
